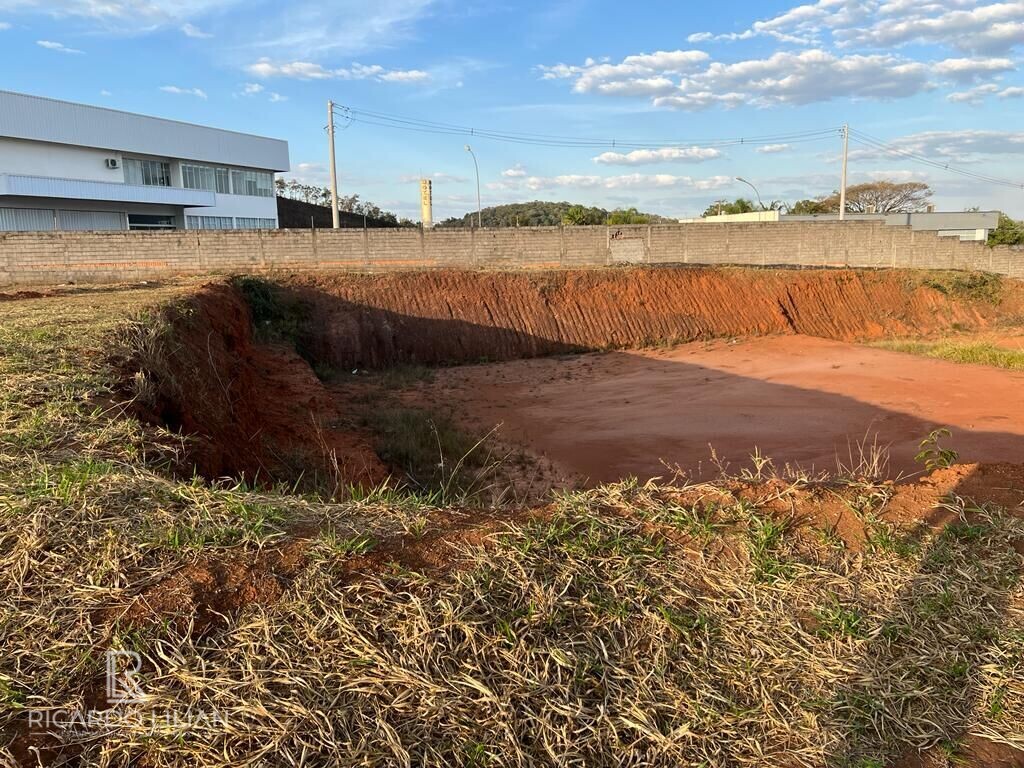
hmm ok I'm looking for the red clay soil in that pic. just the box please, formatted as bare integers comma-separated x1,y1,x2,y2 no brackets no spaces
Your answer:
130,282,385,488
123,268,1024,491
410,335,1024,483
282,268,1022,369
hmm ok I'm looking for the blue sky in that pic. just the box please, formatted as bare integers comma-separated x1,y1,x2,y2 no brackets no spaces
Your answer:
1,0,1023,220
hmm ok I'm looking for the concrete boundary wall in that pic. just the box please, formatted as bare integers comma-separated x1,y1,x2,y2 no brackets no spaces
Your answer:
0,222,1020,286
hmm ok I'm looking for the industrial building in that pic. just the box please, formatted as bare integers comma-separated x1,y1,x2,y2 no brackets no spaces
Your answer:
681,209,1000,242
0,90,289,232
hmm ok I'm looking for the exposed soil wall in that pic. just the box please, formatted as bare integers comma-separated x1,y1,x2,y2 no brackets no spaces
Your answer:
130,282,385,488
284,268,1019,369
131,266,1021,490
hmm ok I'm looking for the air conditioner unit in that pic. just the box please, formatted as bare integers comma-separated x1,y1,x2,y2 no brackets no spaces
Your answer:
105,158,121,169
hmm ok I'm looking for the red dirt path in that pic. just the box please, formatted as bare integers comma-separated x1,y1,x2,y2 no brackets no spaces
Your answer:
412,334,1024,483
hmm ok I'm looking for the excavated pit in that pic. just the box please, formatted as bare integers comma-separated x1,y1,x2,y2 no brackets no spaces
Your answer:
131,266,1024,489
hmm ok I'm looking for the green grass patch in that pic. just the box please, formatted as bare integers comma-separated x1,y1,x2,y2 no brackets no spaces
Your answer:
363,405,490,495
919,271,1003,303
871,339,1024,371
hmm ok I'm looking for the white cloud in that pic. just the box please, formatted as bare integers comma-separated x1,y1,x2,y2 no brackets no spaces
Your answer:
848,129,1024,162
686,1,1024,55
837,2,1024,54
284,161,329,186
99,89,112,96
0,0,438,59
242,82,264,94
247,57,431,84
501,164,527,178
932,56,1015,82
36,39,83,53
758,144,792,154
399,172,468,183
0,21,10,29
541,48,936,110
538,50,708,96
593,146,722,165
947,83,1001,103
378,68,430,82
268,92,287,102
181,22,211,38
0,0,226,22
491,172,735,193
686,0,871,46
669,49,930,109
946,82,1024,102
160,85,208,99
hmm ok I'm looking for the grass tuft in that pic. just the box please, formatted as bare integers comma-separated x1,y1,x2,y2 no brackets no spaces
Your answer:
871,339,1024,371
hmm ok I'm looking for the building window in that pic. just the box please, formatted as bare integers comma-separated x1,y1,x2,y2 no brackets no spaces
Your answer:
182,164,232,194
182,164,215,192
235,217,276,229
0,207,55,231
230,170,274,198
124,158,171,187
186,215,234,230
58,210,126,231
128,214,177,230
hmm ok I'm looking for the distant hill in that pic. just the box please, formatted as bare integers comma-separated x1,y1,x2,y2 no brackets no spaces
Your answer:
436,201,673,228
276,197,396,229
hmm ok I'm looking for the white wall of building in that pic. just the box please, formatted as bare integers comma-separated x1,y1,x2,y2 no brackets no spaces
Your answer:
0,137,123,183
0,196,186,229
184,192,278,224
0,91,289,231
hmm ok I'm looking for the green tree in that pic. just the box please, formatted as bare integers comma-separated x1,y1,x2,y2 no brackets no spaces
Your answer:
988,213,1024,246
790,198,832,214
816,180,933,213
606,207,650,225
702,198,756,217
562,205,605,225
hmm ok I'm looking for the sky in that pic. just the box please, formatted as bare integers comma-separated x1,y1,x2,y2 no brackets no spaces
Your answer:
1,0,1023,220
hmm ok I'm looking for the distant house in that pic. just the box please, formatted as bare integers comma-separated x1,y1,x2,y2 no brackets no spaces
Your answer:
0,90,289,232
680,209,1000,242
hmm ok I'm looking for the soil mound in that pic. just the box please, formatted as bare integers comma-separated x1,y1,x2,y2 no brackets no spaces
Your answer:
127,282,386,488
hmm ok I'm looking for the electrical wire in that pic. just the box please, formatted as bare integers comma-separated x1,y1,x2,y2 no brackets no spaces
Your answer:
848,128,1024,190
329,102,1024,190
332,102,842,150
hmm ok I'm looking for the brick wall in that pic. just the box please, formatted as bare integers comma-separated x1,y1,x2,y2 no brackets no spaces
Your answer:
0,222,1019,286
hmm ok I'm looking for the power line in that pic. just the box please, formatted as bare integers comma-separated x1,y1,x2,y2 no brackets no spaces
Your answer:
848,128,1024,190
329,101,1024,192
332,102,842,150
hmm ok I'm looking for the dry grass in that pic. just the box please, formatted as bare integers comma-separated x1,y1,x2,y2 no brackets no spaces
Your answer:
1,285,1023,767
870,339,1024,371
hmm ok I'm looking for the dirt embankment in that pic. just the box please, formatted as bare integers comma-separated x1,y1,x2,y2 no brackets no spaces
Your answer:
128,282,385,488
129,268,1020,489
283,268,1020,369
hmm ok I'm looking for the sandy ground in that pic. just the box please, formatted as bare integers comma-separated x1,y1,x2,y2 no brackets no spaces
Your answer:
412,334,1024,483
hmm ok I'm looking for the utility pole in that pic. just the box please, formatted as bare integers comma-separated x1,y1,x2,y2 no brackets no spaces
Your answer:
327,100,340,229
839,123,849,222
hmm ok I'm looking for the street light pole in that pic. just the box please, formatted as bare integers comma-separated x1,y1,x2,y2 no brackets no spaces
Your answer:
735,177,764,211
465,144,481,228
